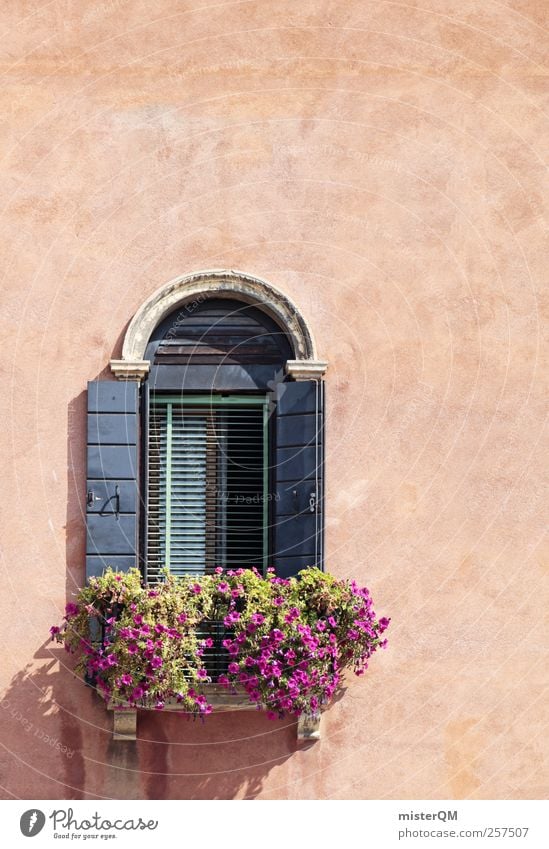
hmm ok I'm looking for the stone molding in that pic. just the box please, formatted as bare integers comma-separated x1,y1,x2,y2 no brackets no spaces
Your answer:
110,270,325,382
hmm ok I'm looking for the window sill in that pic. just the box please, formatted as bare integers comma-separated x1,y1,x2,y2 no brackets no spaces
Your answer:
106,686,321,742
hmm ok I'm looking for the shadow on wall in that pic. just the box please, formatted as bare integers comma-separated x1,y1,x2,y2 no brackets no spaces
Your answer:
0,644,310,800
0,384,312,800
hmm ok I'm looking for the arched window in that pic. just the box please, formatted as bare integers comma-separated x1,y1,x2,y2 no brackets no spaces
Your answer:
86,271,327,583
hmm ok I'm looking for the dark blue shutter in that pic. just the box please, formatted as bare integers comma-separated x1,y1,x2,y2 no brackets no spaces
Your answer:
273,380,324,577
86,381,139,579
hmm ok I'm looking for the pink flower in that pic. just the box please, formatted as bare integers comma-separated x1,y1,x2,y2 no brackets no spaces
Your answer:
49,626,60,639
228,662,239,675
148,589,159,597
197,668,208,680
133,614,143,626
378,617,390,632
65,602,79,618
121,674,133,686
215,567,224,574
177,613,187,623
151,655,163,669
192,584,202,595
251,613,265,625
223,611,241,626
218,582,229,593
273,596,284,606
127,643,138,655
327,616,337,628
131,686,145,700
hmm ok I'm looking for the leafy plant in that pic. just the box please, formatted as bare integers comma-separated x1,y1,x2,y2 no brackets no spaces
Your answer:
51,567,389,719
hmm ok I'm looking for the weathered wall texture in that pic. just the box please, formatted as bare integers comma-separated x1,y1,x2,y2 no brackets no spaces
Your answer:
0,1,546,800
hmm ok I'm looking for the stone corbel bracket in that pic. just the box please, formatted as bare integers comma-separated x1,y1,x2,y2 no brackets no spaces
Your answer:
110,704,321,742
285,360,328,381
109,359,150,381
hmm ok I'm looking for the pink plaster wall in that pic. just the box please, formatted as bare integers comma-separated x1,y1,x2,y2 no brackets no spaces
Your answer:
0,1,546,800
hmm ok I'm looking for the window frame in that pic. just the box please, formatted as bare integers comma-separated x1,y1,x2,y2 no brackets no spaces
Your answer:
142,391,271,582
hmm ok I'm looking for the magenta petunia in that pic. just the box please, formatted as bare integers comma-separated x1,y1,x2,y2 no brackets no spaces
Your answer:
251,612,265,625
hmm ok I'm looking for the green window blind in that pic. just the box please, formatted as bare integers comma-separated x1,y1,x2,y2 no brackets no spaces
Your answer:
146,396,269,581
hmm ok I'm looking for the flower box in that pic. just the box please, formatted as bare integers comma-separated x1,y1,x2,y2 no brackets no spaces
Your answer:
52,566,389,742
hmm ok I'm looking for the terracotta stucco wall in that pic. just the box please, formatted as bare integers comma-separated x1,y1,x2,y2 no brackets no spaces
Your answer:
0,0,546,799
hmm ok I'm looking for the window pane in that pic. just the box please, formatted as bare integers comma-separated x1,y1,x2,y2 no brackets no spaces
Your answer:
146,399,267,580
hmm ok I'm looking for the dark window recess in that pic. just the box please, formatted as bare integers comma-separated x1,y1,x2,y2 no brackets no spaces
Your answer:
152,298,293,367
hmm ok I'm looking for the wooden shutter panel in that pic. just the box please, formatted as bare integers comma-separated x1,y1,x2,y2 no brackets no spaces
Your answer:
273,380,324,577
86,381,139,579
